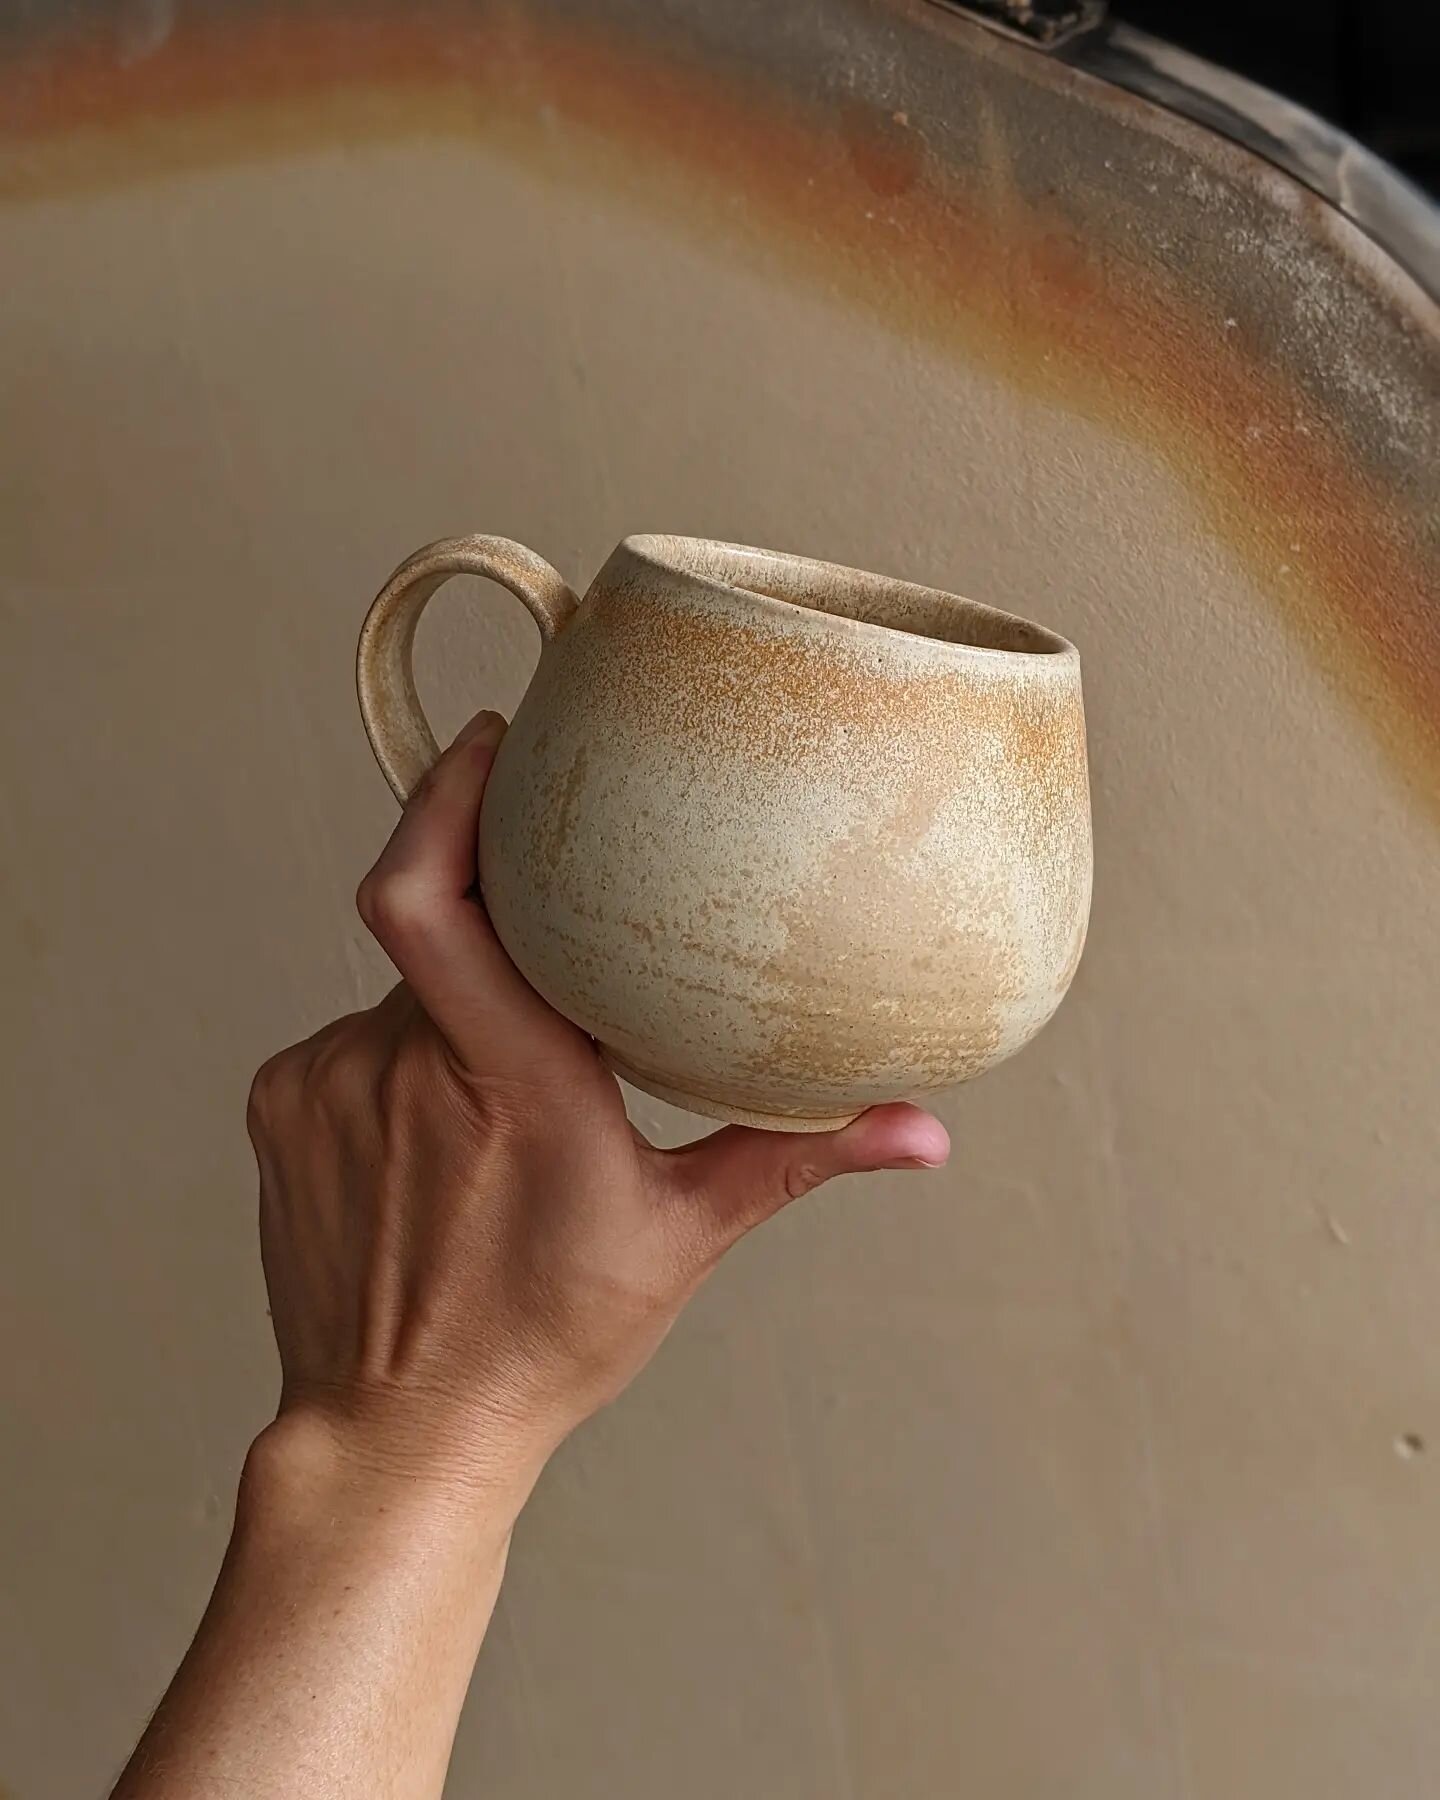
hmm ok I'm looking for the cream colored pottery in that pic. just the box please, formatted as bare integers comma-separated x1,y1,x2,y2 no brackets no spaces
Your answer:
358,534,1091,1130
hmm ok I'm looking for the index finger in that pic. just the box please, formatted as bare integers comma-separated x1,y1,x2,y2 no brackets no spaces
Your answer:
355,711,564,1070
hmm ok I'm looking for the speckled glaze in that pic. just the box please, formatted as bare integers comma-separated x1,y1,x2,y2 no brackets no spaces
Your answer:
359,534,1091,1128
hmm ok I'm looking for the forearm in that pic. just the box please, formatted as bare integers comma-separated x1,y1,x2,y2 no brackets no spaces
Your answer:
112,1418,524,1800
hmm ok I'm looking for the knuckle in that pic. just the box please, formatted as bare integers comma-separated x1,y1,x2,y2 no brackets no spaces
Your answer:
782,1161,829,1204
248,1009,392,1148
356,867,431,945
354,873,381,932
301,1021,370,1112
297,1038,341,1107
246,1053,293,1140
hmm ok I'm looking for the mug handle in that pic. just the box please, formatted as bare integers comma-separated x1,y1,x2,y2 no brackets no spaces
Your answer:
356,535,579,801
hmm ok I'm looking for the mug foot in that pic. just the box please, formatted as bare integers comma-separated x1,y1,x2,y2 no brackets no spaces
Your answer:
600,1051,861,1134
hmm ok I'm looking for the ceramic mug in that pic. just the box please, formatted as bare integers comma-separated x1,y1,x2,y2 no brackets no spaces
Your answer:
358,534,1091,1130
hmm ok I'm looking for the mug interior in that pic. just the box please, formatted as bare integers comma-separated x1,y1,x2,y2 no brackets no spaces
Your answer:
624,535,1070,657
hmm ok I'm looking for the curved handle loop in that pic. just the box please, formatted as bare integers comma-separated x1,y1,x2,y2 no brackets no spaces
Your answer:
357,535,579,802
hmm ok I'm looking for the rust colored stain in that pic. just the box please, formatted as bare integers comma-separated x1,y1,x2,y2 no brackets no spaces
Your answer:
1,4,1436,813
839,99,925,200
536,740,590,878
584,579,919,766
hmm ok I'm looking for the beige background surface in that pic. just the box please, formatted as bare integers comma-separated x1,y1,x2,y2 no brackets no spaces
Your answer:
2,3,1438,1795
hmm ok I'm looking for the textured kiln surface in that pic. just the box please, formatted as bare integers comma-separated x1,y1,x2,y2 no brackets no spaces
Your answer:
2,3,1437,1795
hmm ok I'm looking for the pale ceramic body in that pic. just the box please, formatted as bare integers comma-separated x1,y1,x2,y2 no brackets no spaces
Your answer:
359,534,1091,1128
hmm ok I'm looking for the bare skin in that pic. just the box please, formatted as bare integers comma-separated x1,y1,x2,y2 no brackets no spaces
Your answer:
111,709,950,1800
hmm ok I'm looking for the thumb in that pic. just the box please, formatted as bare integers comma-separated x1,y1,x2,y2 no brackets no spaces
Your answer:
667,1102,950,1248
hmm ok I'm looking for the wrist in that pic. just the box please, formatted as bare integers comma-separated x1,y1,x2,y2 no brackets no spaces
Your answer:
238,1407,536,1564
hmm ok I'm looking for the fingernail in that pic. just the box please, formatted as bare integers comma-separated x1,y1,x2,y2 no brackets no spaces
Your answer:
885,1154,945,1171
454,709,507,750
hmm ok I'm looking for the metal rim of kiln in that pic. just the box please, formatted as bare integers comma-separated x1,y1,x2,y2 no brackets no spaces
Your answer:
930,3,1440,301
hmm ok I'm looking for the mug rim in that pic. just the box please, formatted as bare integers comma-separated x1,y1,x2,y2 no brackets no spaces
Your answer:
618,533,1078,665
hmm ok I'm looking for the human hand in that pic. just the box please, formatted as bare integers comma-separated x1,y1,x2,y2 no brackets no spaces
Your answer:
245,710,950,1519
109,711,952,1800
